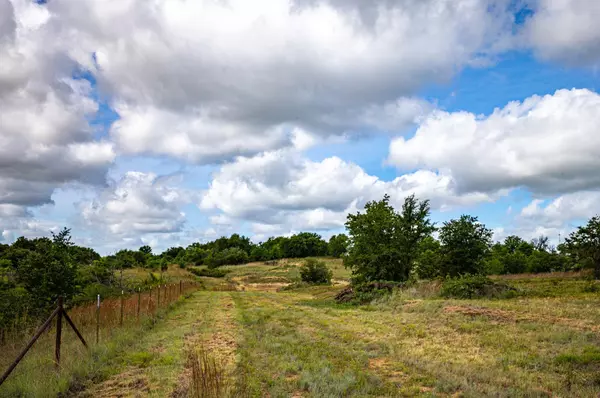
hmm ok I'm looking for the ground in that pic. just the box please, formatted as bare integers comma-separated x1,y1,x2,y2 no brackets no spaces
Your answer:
2,259,600,397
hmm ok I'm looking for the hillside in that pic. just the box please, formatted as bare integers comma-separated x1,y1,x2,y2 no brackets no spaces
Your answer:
3,258,600,397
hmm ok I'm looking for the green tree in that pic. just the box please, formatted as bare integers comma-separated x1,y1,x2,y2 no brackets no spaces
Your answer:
328,234,349,258
564,216,600,279
16,228,78,309
439,215,492,277
415,236,442,279
344,194,434,282
139,245,152,254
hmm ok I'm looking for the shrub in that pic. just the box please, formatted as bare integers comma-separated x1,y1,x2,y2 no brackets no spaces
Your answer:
300,259,332,285
189,267,230,278
335,280,403,304
441,274,517,299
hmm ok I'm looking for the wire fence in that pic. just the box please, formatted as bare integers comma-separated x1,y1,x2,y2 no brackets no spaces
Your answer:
0,281,200,387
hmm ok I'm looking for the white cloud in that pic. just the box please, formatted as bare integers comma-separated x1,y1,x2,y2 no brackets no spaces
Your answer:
201,149,500,233
389,88,600,195
526,0,600,67
0,0,114,215
519,191,600,228
80,172,191,237
44,0,512,163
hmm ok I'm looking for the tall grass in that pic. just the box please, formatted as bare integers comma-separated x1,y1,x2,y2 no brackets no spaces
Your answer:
187,347,227,398
0,282,199,396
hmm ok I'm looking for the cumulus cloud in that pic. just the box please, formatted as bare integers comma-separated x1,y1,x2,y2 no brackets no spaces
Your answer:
0,0,114,216
389,88,600,195
520,191,600,228
526,0,600,67
200,149,501,232
43,0,513,163
80,172,192,237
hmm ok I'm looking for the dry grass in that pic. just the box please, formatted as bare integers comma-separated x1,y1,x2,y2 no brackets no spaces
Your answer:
187,347,226,398
0,282,199,397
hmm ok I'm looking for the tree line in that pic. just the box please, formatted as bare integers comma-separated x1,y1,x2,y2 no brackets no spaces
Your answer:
1,194,599,334
344,194,600,284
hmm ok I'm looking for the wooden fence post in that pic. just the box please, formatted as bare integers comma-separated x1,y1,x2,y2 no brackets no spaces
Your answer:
120,290,124,327
157,285,161,308
55,297,63,369
0,306,60,386
96,294,100,344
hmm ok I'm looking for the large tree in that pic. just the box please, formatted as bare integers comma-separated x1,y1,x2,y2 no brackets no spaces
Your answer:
344,194,435,282
564,216,600,279
439,215,493,277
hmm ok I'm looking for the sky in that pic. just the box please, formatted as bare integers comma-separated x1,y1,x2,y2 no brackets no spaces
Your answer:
1,0,599,254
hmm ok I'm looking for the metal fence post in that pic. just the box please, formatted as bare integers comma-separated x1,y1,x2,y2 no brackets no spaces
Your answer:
96,294,100,344
120,290,124,327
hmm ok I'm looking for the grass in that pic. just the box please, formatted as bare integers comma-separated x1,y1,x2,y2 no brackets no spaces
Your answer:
4,263,600,397
0,283,199,397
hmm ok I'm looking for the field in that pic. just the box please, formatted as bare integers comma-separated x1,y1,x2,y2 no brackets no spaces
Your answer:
2,258,600,397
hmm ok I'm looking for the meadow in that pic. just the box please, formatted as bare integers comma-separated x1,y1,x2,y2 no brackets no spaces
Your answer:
1,258,599,397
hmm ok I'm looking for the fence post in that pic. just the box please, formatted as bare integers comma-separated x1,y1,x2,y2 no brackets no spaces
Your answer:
120,290,124,327
137,288,141,322
55,297,63,369
0,306,60,386
157,285,161,308
96,294,100,344
180,280,182,296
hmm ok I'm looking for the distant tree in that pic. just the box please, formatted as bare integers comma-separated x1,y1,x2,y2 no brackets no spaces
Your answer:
564,216,600,279
328,234,349,258
345,194,434,282
250,245,269,261
281,232,328,258
139,245,152,255
531,235,550,252
439,215,492,277
162,246,185,260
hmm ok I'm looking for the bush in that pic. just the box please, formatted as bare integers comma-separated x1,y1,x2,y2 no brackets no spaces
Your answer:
189,267,230,278
335,280,403,304
300,259,332,285
441,274,517,299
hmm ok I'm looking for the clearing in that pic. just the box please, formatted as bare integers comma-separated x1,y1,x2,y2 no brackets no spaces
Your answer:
3,259,600,397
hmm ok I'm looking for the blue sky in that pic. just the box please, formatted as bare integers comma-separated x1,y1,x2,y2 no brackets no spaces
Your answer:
1,0,600,254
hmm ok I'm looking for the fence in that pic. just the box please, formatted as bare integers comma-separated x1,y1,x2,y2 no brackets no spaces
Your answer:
0,281,200,387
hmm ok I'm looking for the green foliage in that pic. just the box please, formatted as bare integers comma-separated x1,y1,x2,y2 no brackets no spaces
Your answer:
345,194,435,282
440,274,517,299
281,232,328,258
15,228,79,309
207,247,249,268
328,234,349,258
139,245,152,254
439,215,492,277
564,216,600,279
299,259,332,285
414,236,442,279
188,267,230,278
